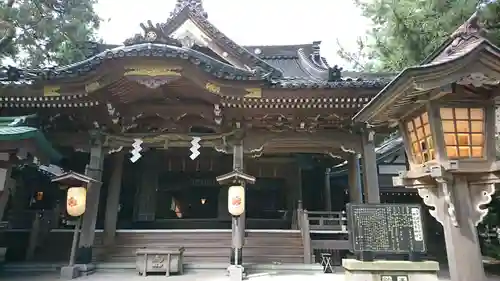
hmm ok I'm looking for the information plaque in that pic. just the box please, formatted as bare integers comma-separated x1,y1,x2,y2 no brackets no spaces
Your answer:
346,203,426,254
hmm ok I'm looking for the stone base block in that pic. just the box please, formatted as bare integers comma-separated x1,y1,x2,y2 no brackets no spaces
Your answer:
76,263,96,276
342,259,439,281
60,266,80,280
228,265,245,281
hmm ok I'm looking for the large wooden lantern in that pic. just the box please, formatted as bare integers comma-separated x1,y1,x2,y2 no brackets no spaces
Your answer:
351,17,500,280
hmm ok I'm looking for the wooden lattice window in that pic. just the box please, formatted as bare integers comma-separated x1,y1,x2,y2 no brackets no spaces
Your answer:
440,108,484,159
407,112,435,164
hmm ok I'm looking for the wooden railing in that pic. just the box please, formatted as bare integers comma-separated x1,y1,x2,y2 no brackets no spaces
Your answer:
296,201,349,264
306,211,347,233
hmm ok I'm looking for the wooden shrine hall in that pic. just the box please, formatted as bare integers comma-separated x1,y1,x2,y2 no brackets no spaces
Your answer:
0,0,492,268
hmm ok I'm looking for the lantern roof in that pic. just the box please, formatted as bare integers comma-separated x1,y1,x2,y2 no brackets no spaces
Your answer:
51,171,101,186
216,169,256,185
353,13,500,126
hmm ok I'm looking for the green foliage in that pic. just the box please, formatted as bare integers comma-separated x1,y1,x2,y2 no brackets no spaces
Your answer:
339,0,500,71
0,0,101,68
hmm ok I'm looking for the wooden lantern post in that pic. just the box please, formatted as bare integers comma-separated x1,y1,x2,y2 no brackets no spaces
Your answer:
52,171,101,279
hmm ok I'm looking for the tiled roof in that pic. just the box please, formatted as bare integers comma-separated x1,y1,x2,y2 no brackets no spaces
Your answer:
0,115,61,162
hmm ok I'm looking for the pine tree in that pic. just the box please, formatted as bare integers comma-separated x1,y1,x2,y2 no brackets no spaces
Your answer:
0,0,101,68
338,0,500,71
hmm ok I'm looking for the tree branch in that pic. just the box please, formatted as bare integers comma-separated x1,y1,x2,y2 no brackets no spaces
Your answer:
0,0,16,51
336,38,366,70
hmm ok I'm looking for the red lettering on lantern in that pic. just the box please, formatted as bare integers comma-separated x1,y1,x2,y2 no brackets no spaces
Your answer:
68,197,78,207
232,196,241,206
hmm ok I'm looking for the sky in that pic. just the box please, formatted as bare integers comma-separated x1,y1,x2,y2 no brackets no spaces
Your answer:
94,0,371,69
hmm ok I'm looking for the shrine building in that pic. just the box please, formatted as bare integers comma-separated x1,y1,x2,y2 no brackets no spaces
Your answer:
0,0,494,268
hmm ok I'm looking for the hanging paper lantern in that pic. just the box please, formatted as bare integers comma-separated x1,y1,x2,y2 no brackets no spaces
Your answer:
66,187,87,217
228,185,245,216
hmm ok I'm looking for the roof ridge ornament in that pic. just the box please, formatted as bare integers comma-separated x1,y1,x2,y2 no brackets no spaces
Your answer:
450,12,483,39
446,12,485,56
172,0,207,19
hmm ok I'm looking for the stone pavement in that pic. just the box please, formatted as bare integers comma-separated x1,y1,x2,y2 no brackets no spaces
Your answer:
1,270,500,281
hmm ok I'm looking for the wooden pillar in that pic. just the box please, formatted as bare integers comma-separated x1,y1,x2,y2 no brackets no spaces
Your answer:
440,177,486,281
77,143,104,264
347,154,362,203
0,170,13,221
324,168,332,211
103,152,125,247
217,186,230,220
133,152,159,222
0,153,13,221
285,161,301,224
361,131,380,203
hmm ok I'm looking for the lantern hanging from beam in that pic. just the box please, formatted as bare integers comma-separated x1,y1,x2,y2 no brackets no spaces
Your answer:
66,187,87,217
228,185,245,216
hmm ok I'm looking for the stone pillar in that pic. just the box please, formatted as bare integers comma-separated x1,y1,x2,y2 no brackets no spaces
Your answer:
347,154,362,203
103,152,125,247
77,144,104,264
361,131,380,203
324,168,332,211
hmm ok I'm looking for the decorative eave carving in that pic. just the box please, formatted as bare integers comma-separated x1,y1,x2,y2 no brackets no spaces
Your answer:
399,163,500,227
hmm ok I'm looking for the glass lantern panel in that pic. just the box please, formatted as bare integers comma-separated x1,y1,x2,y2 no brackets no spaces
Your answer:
421,112,429,124
413,116,422,127
423,124,431,135
471,134,484,146
417,128,425,139
457,134,470,146
410,132,417,142
471,147,483,157
470,108,484,120
455,108,469,119
407,112,433,164
422,152,430,162
429,149,435,160
459,146,471,157
470,121,484,133
442,121,455,132
419,140,428,151
440,108,454,119
446,146,458,159
407,121,414,132
427,136,434,149
444,134,457,145
415,154,422,164
413,142,421,153
456,121,470,132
